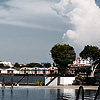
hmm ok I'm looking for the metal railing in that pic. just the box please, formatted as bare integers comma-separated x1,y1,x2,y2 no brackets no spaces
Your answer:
94,85,100,100
15,73,28,85
76,85,100,100
2,77,5,89
45,76,57,86
76,86,84,100
11,77,13,89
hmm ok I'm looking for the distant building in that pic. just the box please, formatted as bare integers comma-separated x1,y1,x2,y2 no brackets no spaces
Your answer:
0,61,13,67
69,57,92,75
0,68,19,74
19,67,58,75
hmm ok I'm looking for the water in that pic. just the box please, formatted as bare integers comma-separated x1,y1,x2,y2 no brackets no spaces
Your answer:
0,88,100,100
0,76,45,83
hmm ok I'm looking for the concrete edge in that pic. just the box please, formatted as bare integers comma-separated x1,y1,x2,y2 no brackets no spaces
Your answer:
0,85,99,90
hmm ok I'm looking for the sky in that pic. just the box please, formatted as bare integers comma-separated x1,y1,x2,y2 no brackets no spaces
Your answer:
0,0,100,64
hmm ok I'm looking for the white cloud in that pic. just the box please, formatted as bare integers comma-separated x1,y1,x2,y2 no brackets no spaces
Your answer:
53,0,100,54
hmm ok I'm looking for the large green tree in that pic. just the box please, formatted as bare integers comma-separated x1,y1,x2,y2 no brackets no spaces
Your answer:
50,44,76,74
80,45,100,61
80,45,100,76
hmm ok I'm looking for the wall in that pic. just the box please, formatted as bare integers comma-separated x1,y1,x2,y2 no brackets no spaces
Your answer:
45,77,75,86
60,77,75,85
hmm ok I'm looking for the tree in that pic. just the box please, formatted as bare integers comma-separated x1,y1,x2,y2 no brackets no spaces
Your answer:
44,63,51,68
50,44,76,74
22,63,43,68
0,64,4,68
14,62,20,67
80,45,100,61
80,45,100,77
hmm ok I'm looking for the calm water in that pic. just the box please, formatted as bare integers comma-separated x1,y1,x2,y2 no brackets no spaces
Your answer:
0,76,45,83
0,88,100,100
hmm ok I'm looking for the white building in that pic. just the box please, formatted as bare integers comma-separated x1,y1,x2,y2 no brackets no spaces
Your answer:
72,57,91,67
0,68,19,74
69,57,92,75
0,61,13,67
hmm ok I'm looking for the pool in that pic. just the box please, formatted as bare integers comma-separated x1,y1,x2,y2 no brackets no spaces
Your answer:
0,88,100,100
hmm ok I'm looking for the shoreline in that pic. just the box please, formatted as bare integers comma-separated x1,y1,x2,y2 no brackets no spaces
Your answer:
0,85,99,90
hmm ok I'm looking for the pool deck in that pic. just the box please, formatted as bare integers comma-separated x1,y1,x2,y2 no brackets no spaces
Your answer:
0,85,99,90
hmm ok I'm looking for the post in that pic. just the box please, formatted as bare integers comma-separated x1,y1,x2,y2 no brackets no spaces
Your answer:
11,77,13,89
27,73,28,86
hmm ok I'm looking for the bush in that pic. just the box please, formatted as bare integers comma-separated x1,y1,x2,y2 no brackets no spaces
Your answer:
5,80,12,85
96,72,100,83
33,80,43,86
73,74,85,85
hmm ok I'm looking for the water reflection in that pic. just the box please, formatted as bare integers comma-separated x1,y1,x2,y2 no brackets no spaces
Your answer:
59,89,76,100
10,89,13,100
0,88,100,100
26,89,29,100
1,89,4,100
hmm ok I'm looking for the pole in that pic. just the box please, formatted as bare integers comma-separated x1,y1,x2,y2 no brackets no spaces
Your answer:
27,73,28,86
11,77,13,89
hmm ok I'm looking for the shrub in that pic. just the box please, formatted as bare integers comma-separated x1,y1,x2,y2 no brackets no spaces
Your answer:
96,72,100,82
5,80,12,85
73,74,85,85
34,80,43,86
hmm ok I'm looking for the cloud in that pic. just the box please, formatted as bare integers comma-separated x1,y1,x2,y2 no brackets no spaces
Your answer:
0,0,64,32
53,0,100,54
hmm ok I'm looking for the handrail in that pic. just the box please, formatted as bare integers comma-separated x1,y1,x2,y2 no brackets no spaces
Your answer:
45,76,57,86
2,77,5,88
76,86,84,100
11,77,13,89
15,73,28,85
94,85,100,100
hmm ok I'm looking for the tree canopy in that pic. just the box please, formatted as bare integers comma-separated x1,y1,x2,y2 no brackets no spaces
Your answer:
44,63,51,68
22,63,43,68
80,45,100,61
14,62,20,67
50,44,76,74
14,62,43,68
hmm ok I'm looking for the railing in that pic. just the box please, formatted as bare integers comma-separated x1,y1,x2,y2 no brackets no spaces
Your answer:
76,85,100,100
45,76,57,86
94,85,100,100
76,86,84,100
2,77,5,88
11,77,13,89
15,73,28,85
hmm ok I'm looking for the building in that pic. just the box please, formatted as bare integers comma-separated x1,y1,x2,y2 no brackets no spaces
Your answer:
69,57,92,75
19,67,58,75
0,68,19,74
0,61,13,67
